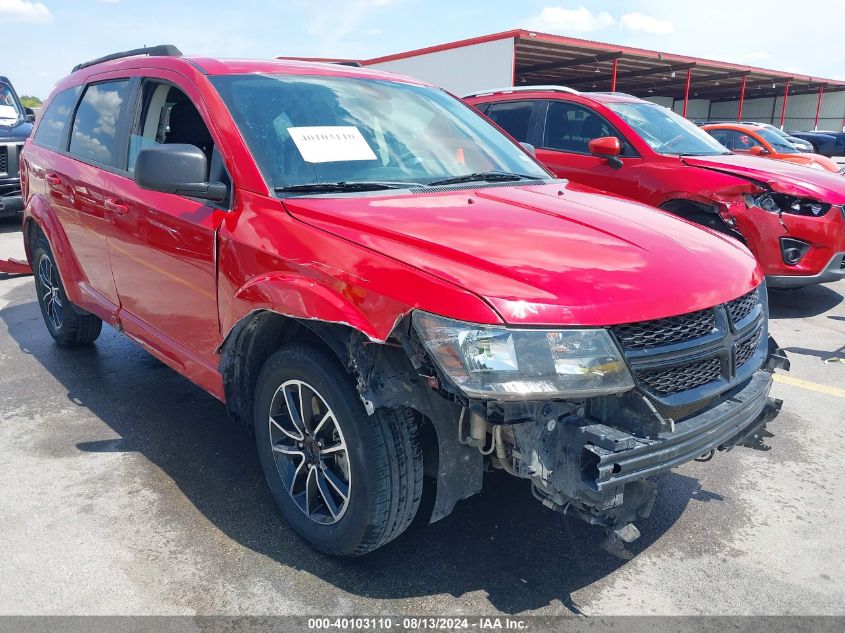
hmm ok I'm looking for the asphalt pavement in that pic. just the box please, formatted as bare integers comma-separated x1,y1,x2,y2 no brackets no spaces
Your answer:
1,216,843,616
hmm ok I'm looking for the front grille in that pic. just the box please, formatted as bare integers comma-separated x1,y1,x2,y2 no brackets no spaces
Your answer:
727,288,759,323
613,285,766,400
736,326,763,368
637,356,722,395
612,308,715,349
0,147,7,174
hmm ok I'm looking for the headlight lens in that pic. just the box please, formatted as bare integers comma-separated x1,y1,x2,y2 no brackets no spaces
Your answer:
747,193,831,217
413,312,634,400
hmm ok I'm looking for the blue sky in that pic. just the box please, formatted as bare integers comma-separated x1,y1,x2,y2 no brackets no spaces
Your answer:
2,0,844,98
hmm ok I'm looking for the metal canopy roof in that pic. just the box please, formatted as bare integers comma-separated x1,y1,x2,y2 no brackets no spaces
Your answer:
362,29,845,103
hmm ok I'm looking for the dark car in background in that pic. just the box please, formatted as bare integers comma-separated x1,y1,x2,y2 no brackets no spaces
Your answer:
0,75,35,218
787,130,844,157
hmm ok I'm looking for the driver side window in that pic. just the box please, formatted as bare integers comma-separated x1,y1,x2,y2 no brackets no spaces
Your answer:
127,81,215,178
543,101,634,156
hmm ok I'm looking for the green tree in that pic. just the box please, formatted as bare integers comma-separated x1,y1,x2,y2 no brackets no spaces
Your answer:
19,95,42,109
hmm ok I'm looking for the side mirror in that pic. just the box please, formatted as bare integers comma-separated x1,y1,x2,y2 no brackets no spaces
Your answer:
588,136,623,168
24,107,35,123
748,145,768,156
134,144,227,203
519,142,536,156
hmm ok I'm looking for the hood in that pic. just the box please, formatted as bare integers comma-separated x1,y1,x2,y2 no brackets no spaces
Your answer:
681,153,845,204
283,182,761,327
0,119,32,142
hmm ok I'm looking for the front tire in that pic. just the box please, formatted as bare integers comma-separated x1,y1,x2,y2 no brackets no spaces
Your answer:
32,236,102,346
254,343,423,556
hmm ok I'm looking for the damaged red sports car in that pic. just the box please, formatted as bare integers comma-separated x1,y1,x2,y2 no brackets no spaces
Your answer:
467,88,845,288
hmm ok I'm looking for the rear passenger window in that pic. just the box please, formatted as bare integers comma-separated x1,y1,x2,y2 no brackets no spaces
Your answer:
69,80,131,167
486,101,533,142
32,86,81,150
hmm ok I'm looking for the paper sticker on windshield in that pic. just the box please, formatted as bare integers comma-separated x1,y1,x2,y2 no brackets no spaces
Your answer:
0,105,17,120
288,126,377,163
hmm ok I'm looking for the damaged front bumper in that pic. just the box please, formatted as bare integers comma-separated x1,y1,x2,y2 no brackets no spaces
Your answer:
502,342,788,556
768,251,845,288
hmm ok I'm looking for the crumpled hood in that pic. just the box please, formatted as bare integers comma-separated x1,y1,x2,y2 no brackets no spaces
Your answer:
682,153,845,204
284,182,761,326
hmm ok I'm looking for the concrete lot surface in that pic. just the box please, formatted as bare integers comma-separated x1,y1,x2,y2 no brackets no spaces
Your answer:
1,217,844,616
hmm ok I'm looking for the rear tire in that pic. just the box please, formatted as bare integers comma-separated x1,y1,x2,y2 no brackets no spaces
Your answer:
254,343,423,556
32,236,102,346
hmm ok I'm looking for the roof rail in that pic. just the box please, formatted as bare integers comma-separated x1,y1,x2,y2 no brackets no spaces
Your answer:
588,91,637,98
72,45,182,73
462,85,580,99
332,61,363,67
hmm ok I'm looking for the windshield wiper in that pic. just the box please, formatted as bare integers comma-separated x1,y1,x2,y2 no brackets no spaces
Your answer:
275,181,420,194
427,171,543,187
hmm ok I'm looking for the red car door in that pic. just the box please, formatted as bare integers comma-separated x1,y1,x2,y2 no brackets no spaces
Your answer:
104,74,226,395
46,79,133,315
534,100,644,200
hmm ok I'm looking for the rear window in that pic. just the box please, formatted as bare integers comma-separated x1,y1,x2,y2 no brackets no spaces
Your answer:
69,80,131,167
32,86,81,150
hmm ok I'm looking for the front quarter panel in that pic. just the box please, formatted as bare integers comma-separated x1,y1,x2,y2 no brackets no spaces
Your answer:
217,191,502,343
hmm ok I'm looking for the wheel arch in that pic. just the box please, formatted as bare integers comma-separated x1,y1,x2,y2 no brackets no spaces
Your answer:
659,197,747,245
218,306,483,525
23,195,87,306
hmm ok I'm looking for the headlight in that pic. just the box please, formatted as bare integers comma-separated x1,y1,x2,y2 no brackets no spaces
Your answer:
413,312,634,400
746,193,831,217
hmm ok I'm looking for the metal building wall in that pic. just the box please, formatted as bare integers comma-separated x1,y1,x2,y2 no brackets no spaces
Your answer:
672,99,710,119
709,92,845,130
366,38,516,96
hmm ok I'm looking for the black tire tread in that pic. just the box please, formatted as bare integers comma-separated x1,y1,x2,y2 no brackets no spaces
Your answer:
32,235,102,346
256,343,423,557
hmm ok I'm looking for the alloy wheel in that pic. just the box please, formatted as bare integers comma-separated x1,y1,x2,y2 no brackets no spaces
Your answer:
268,379,351,525
37,253,63,330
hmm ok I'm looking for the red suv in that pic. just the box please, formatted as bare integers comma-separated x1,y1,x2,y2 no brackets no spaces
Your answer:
20,48,787,557
466,87,845,289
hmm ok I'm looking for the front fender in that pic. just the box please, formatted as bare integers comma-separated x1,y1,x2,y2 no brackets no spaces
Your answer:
224,271,411,344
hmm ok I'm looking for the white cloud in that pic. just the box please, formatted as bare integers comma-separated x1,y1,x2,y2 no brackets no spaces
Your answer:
619,12,675,35
524,6,615,33
0,0,52,23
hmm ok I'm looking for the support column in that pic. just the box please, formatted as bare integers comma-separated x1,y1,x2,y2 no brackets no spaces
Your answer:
814,85,825,130
737,75,747,120
779,80,790,129
611,58,618,92
682,68,692,118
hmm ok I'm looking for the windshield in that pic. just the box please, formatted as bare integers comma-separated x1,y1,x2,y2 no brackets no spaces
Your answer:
608,102,729,156
757,126,799,152
0,82,23,123
212,74,549,192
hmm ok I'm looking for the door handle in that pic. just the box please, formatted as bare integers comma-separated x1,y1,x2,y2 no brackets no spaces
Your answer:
104,198,129,215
